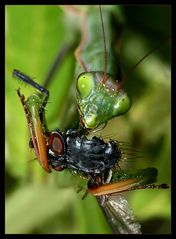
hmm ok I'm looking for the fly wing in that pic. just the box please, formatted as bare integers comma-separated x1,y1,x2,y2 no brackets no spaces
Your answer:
96,194,141,234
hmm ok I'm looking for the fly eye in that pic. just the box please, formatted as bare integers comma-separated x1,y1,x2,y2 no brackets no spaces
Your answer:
76,73,95,99
49,132,65,155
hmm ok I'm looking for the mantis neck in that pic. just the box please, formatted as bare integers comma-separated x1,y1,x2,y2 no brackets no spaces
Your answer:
75,6,123,81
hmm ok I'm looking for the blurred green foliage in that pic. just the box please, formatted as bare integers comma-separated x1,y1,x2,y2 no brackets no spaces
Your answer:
5,5,171,234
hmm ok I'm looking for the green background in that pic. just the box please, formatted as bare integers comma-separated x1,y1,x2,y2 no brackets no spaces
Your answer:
5,5,171,234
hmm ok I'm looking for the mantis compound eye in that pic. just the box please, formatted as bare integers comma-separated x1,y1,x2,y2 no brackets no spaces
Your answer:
76,72,95,99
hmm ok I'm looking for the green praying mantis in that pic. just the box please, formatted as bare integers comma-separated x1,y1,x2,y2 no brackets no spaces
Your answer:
9,5,170,234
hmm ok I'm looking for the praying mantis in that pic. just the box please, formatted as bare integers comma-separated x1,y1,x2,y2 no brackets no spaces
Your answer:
6,5,171,234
